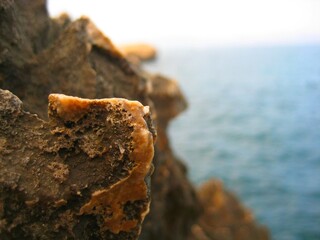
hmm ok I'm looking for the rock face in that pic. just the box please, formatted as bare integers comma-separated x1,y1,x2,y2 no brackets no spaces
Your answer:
0,0,269,239
0,90,155,239
139,73,200,240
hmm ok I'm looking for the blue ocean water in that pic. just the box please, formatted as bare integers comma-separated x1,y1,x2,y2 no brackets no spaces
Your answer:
145,45,320,240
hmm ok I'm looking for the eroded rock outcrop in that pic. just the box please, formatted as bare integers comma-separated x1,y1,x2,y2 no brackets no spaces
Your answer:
0,0,269,239
188,179,269,240
139,73,200,240
0,90,155,239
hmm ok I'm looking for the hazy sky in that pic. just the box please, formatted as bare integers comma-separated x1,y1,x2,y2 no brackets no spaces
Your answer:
48,0,320,47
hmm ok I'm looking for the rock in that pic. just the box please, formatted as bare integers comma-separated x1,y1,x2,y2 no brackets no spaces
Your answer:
0,90,155,239
1,2,198,238
129,48,269,240
148,74,188,126
119,43,157,63
139,72,200,240
0,0,50,61
1,13,149,120
0,0,150,119
1,1,156,238
0,0,269,239
188,179,270,240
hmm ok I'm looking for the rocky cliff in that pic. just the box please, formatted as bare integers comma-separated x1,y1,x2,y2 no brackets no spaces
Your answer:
0,0,269,239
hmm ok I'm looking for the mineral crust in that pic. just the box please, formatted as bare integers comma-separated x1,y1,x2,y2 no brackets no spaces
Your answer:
0,90,155,239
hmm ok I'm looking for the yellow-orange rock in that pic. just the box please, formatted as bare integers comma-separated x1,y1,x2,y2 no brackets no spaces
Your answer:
119,43,157,62
188,179,270,240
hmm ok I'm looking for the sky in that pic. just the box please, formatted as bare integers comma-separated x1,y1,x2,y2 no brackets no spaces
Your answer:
48,0,320,47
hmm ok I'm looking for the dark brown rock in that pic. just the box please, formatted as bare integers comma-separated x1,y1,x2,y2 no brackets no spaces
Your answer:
1,2,199,237
1,1,156,239
0,0,270,239
1,11,149,119
139,73,201,240
0,90,155,239
130,49,269,240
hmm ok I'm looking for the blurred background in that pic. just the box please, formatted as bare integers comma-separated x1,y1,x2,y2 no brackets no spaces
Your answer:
49,1,320,239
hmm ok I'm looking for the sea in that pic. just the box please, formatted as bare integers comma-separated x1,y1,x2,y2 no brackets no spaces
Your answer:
144,44,320,240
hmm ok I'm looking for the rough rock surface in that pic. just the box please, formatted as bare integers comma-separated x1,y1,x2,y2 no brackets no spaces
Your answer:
0,0,150,119
188,179,269,240
0,90,155,239
0,0,269,239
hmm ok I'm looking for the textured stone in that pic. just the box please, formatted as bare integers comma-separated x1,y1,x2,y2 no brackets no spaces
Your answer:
0,0,270,239
0,90,155,239
1,3,149,119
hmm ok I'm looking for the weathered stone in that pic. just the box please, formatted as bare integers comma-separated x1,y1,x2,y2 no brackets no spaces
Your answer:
0,0,270,239
1,0,149,119
139,73,200,240
148,74,187,126
188,179,270,240
0,90,155,239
